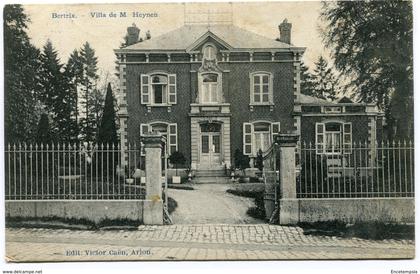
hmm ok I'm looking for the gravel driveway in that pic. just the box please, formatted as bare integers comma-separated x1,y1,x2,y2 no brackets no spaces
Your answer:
169,183,264,224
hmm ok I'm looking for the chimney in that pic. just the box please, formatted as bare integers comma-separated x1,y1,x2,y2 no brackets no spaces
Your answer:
126,23,140,46
279,19,292,44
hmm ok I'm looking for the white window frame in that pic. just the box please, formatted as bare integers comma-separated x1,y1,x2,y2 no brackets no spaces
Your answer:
198,72,222,104
315,122,352,155
243,121,280,156
140,73,176,106
250,72,273,105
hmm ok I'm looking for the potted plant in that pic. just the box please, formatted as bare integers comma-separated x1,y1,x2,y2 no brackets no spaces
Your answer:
255,149,264,182
185,165,193,182
168,151,186,184
234,149,250,183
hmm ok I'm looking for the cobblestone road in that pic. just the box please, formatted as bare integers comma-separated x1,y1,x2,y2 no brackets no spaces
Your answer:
6,224,414,261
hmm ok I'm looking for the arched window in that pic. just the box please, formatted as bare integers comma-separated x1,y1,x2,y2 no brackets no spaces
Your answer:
253,122,271,154
140,73,177,106
203,45,216,60
140,122,178,154
201,73,219,103
242,121,281,155
151,74,168,104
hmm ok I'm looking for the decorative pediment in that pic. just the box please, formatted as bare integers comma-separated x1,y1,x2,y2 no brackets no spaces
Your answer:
186,31,232,52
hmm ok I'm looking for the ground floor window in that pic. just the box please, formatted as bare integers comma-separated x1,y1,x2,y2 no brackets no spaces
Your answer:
316,122,352,155
243,121,280,156
140,122,178,155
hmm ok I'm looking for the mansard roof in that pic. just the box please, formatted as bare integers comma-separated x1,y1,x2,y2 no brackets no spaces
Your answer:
121,24,300,52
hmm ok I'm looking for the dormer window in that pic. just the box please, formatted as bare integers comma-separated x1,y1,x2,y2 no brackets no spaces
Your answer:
203,45,216,60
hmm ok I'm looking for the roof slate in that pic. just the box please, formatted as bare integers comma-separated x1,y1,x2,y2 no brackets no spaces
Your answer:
123,24,292,51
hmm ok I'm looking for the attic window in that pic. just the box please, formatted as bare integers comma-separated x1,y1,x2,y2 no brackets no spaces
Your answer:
324,106,341,113
203,45,216,60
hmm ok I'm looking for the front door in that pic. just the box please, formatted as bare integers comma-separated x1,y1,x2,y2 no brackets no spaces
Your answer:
199,123,222,168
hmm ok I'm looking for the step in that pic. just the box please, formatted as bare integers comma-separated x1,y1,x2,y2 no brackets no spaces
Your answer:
195,170,227,177
193,176,232,184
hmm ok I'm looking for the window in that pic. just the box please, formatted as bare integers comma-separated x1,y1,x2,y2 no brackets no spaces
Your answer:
243,121,280,156
140,122,178,154
250,73,273,104
201,73,219,103
151,75,167,104
203,45,216,60
316,122,352,155
324,106,342,113
140,73,176,105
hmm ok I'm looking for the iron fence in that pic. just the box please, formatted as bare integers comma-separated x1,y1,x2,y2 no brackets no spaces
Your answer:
297,141,414,198
5,143,146,200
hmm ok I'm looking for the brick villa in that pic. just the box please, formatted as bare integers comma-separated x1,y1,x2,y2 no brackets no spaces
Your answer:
115,20,383,172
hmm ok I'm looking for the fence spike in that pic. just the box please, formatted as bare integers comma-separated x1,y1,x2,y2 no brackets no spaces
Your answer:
35,143,38,150
100,143,104,150
45,143,49,150
392,139,395,147
23,142,27,149
40,143,44,150
8,143,10,150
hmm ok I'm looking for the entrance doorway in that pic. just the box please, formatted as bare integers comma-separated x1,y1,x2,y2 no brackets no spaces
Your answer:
199,122,221,169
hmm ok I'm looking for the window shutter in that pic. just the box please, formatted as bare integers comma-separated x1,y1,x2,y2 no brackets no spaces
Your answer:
140,75,150,104
243,123,253,155
249,74,254,104
168,123,177,155
168,74,177,104
315,123,325,155
140,123,150,136
343,123,352,154
269,74,274,103
140,123,150,156
271,122,280,144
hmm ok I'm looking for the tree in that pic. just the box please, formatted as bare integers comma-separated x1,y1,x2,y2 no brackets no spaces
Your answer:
311,56,340,101
64,49,84,138
97,83,118,145
4,4,42,143
79,42,99,142
321,1,413,139
300,62,316,98
35,113,53,144
38,40,77,142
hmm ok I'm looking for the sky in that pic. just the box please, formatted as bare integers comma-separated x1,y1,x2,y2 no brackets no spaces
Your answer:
24,1,328,82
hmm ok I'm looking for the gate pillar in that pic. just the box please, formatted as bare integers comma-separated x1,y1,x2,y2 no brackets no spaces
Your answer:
275,133,299,225
141,133,165,225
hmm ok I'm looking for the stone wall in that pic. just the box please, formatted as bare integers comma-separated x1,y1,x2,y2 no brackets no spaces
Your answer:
5,200,162,224
279,198,414,224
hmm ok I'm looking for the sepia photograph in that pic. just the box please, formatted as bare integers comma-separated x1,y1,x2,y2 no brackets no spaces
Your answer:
1,0,417,272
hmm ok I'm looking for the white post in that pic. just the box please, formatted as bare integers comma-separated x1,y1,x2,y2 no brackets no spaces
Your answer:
141,133,165,225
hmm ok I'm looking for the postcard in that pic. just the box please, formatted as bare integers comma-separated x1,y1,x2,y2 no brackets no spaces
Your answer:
3,1,415,265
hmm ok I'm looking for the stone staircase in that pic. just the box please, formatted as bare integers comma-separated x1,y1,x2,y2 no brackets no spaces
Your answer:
193,169,231,184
